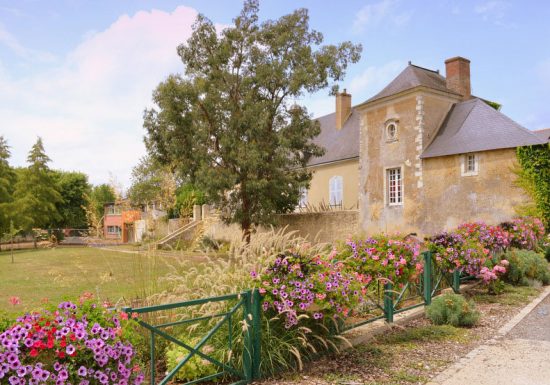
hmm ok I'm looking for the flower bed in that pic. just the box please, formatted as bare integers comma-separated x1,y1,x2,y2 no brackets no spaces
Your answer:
255,252,363,328
0,300,144,385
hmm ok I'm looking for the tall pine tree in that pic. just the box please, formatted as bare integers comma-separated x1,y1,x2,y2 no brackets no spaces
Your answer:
0,136,16,235
14,138,62,230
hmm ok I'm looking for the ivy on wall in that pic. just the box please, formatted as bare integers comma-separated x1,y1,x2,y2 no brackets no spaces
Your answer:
516,143,550,227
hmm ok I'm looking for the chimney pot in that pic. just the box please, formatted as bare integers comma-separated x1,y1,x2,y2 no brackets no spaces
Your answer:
335,90,351,130
445,56,471,100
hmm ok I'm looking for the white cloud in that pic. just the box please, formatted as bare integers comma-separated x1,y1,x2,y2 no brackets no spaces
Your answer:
348,60,404,96
352,0,411,33
1,6,200,187
474,1,513,26
0,23,56,62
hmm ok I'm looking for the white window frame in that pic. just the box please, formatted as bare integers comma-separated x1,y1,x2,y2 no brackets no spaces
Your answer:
298,187,308,208
385,120,398,142
107,226,122,235
385,167,403,206
461,153,479,176
329,176,343,206
106,205,121,215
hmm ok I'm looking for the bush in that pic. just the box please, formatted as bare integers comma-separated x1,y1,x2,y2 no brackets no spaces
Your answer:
544,246,550,263
426,293,480,327
426,231,488,275
503,249,550,286
457,222,510,253
257,251,363,328
500,217,546,250
0,300,145,385
165,338,218,382
339,234,423,286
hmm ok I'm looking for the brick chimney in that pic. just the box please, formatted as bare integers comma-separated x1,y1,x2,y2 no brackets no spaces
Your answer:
335,89,351,130
445,57,471,100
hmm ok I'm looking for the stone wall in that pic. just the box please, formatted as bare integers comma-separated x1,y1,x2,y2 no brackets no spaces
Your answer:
203,210,359,244
276,210,359,243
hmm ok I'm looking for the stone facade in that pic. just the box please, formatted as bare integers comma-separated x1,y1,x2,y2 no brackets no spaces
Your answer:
358,87,529,237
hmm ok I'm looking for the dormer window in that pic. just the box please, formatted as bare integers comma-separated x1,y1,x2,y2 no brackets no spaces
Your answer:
385,121,398,142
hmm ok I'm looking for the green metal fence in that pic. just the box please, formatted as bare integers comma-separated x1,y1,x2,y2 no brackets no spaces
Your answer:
122,290,262,385
125,251,474,385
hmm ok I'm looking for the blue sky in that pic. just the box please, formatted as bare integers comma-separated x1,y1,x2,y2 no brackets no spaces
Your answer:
1,0,549,188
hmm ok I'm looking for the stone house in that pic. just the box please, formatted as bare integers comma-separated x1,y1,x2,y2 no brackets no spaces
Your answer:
304,56,546,236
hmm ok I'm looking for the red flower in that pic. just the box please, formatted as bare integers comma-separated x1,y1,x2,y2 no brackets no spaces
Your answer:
29,348,39,357
60,340,67,348
57,351,65,359
69,333,76,341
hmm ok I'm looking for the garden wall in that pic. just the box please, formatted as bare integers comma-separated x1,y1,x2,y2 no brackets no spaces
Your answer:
276,210,359,243
203,210,359,243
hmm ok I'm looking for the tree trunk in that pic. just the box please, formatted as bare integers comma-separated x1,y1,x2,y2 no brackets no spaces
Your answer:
241,189,252,244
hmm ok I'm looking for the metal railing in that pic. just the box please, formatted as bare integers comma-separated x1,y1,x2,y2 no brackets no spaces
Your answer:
123,290,262,385
125,251,474,384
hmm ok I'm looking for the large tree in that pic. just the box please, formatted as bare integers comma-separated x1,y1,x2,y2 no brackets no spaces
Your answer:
52,171,92,228
127,155,177,210
89,184,117,220
144,0,361,240
0,136,16,234
13,138,62,230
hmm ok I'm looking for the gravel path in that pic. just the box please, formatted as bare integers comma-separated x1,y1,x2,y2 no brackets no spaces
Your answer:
506,292,550,341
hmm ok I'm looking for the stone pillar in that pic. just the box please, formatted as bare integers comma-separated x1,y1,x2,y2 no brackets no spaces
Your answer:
201,204,210,219
193,205,202,221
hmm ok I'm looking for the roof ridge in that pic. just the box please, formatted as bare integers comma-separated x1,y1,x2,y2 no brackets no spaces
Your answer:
409,63,441,75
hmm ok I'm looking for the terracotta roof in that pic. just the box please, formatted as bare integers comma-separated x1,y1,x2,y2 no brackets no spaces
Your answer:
533,128,550,142
307,108,360,167
421,98,546,158
365,64,458,104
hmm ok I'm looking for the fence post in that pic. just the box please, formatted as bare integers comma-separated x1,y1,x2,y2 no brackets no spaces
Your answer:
383,282,394,323
423,251,433,305
452,270,461,293
251,289,262,380
242,291,252,381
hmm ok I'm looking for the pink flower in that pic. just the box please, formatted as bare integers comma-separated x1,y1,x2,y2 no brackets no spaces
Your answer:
500,259,509,266
9,296,20,306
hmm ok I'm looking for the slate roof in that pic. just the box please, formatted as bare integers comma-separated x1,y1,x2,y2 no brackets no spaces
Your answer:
421,98,546,158
365,64,459,104
307,108,360,167
533,128,550,142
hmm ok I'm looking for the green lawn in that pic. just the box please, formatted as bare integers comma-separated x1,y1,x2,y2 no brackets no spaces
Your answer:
0,247,187,316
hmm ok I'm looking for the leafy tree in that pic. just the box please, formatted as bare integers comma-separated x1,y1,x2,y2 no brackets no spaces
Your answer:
144,0,361,240
89,184,117,220
0,136,16,234
516,143,550,227
52,171,92,228
13,138,62,230
174,183,206,218
127,155,177,211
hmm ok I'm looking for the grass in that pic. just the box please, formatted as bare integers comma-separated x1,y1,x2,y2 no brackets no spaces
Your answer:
470,283,539,305
0,246,197,316
379,324,471,346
